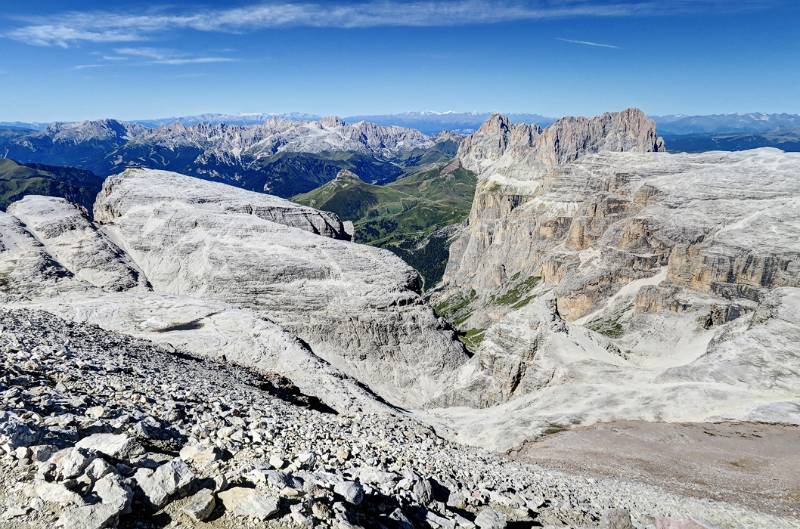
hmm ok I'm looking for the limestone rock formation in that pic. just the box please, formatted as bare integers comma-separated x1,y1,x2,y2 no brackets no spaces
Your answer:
94,169,351,240
0,196,389,414
1,169,468,410
92,168,468,407
3,308,788,529
457,108,664,174
7,196,147,291
428,109,800,450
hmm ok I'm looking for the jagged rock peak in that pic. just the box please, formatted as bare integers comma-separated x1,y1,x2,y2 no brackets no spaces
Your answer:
458,107,664,173
479,113,511,134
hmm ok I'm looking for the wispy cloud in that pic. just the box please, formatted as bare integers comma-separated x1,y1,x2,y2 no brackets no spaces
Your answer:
112,47,238,65
71,63,105,70
3,1,778,47
557,37,620,49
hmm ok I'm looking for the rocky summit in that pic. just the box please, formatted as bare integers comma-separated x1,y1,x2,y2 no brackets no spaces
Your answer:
1,108,799,529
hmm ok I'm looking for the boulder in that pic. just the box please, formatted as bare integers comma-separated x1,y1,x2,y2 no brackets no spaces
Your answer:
0,412,39,447
29,482,83,506
50,447,93,480
133,459,195,509
474,508,507,529
56,503,122,529
76,433,143,460
179,443,221,466
218,487,280,520
92,474,132,513
333,480,364,505
182,488,216,522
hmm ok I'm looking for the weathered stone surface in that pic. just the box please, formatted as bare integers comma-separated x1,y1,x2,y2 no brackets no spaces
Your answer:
0,308,793,529
1,196,393,414
0,411,39,447
182,489,216,522
429,112,800,451
474,508,507,529
30,481,83,505
333,480,364,505
76,433,143,460
56,503,121,529
51,447,93,480
218,487,279,520
92,168,468,407
134,459,195,509
8,196,147,291
93,473,133,512
179,443,221,466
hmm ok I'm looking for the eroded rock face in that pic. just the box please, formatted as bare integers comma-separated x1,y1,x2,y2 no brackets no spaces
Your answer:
94,169,351,240
428,110,800,446
89,169,469,407
0,176,465,412
440,147,800,326
0,211,76,300
457,108,663,174
8,196,147,291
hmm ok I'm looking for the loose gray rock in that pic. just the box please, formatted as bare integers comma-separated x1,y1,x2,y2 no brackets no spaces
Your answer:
29,482,83,506
0,412,39,447
218,487,279,520
134,459,195,509
474,508,507,529
333,480,364,505
76,433,143,460
93,474,132,513
413,477,433,505
51,448,92,480
179,443,220,466
56,503,121,529
182,489,216,522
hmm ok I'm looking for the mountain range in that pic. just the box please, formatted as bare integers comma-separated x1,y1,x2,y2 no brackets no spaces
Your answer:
6,111,800,136
0,117,459,197
1,108,799,529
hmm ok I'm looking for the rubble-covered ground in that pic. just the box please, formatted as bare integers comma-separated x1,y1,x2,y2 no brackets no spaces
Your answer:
1,309,797,529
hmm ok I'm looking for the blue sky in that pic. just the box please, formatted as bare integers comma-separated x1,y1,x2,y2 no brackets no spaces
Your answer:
1,0,798,121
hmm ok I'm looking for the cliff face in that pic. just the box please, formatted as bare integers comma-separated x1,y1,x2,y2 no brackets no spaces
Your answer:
425,110,800,448
439,108,666,323
457,108,663,174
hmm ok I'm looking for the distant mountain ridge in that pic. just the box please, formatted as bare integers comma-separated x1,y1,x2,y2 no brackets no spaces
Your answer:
0,158,103,213
343,111,556,134
652,113,800,134
0,116,459,197
5,111,800,136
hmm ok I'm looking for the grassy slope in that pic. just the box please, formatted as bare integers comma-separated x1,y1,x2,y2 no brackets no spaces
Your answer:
294,160,476,288
0,158,104,213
